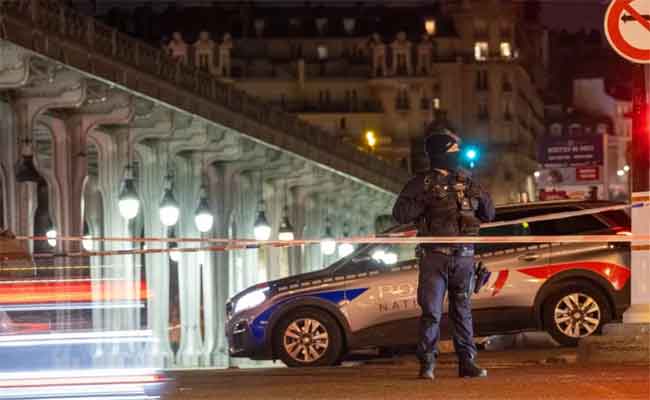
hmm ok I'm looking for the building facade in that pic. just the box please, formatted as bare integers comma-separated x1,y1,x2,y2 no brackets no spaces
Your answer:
539,78,632,201
97,0,547,204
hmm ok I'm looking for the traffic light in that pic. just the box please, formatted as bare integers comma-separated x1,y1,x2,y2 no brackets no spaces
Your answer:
461,145,480,168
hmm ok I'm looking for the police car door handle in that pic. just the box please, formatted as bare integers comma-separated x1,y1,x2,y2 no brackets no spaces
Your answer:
519,253,540,262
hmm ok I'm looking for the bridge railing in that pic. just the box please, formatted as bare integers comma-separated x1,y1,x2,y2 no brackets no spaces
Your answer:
1,0,409,191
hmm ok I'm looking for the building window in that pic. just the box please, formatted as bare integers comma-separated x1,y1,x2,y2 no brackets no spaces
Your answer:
343,18,356,35
550,123,562,137
291,43,303,58
425,19,436,36
254,19,265,37
317,45,329,61
396,88,409,110
319,90,331,108
503,98,513,121
478,100,489,120
500,22,511,39
500,42,513,59
568,123,583,136
474,20,488,38
433,97,441,110
475,42,488,61
597,123,607,135
502,73,512,92
316,18,328,35
340,117,347,130
289,18,301,35
476,70,488,91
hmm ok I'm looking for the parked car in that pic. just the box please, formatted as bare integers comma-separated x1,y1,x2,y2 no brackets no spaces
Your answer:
225,200,631,367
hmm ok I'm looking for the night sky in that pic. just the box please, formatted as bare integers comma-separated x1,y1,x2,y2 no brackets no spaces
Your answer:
86,0,611,33
539,0,609,32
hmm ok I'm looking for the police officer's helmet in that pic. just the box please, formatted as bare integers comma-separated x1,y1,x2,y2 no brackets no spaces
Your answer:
424,128,461,159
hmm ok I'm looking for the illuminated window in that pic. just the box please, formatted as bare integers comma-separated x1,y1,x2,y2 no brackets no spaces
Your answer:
475,42,488,61
500,42,512,59
425,19,436,36
317,45,329,60
433,98,440,109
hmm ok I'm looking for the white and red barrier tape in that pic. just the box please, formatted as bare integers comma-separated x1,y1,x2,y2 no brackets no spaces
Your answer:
5,202,649,259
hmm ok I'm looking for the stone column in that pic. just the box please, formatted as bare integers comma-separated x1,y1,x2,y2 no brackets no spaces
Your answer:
134,141,174,368
174,154,204,367
202,164,228,367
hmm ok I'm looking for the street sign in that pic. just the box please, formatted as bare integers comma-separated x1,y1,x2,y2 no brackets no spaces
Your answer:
576,166,600,181
604,0,650,63
537,136,604,167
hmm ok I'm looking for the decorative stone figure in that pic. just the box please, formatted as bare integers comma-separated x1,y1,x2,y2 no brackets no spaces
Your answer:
416,34,434,76
194,31,216,73
369,33,387,78
167,32,188,64
218,33,233,77
390,31,412,76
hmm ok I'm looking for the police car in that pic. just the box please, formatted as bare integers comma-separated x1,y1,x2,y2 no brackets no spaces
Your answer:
225,200,631,367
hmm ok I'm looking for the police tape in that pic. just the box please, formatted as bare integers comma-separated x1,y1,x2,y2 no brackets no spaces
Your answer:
21,234,650,260
8,201,650,259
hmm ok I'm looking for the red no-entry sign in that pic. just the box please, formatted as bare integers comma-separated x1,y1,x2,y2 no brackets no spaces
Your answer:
605,0,650,63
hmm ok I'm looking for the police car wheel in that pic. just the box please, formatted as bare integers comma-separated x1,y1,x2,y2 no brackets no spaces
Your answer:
274,308,343,367
542,282,611,347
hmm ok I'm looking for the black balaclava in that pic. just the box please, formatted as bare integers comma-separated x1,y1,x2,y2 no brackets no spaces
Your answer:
424,130,461,170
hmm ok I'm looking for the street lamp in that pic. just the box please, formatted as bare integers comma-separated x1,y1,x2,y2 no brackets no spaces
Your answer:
278,181,295,241
194,188,214,233
320,219,336,256
424,19,436,36
168,241,181,263
253,201,272,241
365,130,377,149
159,175,180,227
46,224,57,248
278,207,295,241
337,223,354,258
118,166,140,220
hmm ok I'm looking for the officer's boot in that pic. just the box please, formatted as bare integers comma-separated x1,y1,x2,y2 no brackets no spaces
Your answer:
458,356,487,378
418,354,435,380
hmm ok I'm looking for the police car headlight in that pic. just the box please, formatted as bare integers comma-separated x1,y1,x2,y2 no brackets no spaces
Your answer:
234,287,269,314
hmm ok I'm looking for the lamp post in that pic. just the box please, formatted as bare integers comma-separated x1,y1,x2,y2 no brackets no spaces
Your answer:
118,165,140,220
320,217,336,256
253,200,272,241
159,174,180,227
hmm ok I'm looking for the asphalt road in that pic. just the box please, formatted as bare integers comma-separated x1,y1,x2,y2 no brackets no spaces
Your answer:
167,349,650,400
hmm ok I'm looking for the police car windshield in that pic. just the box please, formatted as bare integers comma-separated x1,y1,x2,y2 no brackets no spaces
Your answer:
327,225,416,274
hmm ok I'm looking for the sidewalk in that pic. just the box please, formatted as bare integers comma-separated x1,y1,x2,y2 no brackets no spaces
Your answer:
168,348,650,400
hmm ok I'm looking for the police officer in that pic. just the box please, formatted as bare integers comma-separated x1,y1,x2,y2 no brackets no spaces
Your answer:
392,123,495,380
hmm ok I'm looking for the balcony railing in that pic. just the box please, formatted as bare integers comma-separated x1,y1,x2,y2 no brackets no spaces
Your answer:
276,100,383,113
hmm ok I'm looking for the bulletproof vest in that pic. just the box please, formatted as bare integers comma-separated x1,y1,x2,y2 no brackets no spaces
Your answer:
417,170,481,238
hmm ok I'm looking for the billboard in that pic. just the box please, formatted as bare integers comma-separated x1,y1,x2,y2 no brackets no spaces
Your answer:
538,135,604,167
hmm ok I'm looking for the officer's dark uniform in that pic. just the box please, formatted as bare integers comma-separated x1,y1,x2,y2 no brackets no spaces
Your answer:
392,129,495,380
